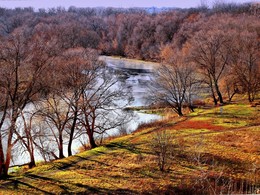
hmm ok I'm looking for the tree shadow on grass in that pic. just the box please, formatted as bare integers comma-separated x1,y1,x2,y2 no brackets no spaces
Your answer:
24,173,102,194
106,142,141,154
1,178,54,194
13,173,138,194
42,150,108,171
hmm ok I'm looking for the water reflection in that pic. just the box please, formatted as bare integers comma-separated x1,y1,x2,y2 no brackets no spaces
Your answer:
8,57,162,165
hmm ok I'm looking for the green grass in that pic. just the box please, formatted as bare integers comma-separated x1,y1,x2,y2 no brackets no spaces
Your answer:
0,102,259,194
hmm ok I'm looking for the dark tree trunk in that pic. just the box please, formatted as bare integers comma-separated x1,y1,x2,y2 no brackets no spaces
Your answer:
0,96,8,178
228,88,238,102
88,133,97,149
209,79,218,105
177,106,183,116
0,140,5,179
0,165,7,179
68,109,78,156
59,133,64,159
248,90,253,102
28,145,36,168
214,81,224,104
4,143,12,176
28,155,36,169
189,104,195,112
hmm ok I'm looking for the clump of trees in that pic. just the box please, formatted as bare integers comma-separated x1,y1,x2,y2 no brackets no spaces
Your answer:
0,23,132,178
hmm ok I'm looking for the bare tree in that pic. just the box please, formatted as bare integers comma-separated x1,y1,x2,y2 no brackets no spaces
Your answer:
221,74,239,102
56,48,101,156
189,29,231,105
151,130,174,172
149,54,198,116
33,121,59,162
37,94,71,159
0,26,58,177
79,65,133,149
14,110,38,168
40,47,103,156
232,30,260,102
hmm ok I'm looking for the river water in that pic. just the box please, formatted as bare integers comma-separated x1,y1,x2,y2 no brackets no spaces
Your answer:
5,57,162,166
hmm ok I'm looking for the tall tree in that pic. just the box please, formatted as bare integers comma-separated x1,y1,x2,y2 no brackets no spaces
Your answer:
149,53,198,116
53,48,100,156
15,110,38,168
0,26,58,177
79,64,133,148
232,30,260,102
189,29,231,105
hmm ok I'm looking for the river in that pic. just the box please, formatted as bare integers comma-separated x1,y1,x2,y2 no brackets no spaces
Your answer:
6,56,161,166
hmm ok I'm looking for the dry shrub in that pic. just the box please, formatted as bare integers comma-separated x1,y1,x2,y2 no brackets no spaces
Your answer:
150,130,174,172
77,144,91,153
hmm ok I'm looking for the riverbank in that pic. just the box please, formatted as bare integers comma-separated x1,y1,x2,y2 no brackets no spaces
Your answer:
1,101,259,194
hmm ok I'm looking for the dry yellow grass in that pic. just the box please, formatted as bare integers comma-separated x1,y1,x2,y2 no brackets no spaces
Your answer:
0,103,259,194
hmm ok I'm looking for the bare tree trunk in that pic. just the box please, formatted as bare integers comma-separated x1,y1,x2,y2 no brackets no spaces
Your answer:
248,90,253,102
68,108,78,156
228,90,237,102
4,138,13,176
0,130,5,178
0,139,5,178
4,112,18,176
88,132,97,149
177,106,183,116
189,104,195,112
28,139,36,168
28,152,36,168
59,133,64,158
0,96,8,178
209,78,218,105
214,81,224,104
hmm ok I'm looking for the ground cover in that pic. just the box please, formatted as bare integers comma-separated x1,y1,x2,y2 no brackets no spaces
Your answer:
0,102,259,194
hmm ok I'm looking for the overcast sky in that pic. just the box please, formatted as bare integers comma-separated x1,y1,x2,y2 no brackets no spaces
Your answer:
0,0,258,10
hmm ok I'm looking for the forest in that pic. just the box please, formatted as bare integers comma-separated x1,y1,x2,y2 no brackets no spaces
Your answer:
0,2,259,193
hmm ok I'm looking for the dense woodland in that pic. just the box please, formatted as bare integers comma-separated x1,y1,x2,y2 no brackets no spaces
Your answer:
0,3,259,178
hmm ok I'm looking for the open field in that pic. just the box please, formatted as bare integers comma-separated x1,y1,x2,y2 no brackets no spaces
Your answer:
0,102,259,194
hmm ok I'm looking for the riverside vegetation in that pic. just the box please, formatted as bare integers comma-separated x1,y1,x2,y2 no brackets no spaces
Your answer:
0,98,259,194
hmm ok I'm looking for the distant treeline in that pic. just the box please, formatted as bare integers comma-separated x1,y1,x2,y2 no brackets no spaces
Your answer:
0,3,259,62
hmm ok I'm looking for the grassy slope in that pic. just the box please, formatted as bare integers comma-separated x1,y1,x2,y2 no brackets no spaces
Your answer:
0,103,259,194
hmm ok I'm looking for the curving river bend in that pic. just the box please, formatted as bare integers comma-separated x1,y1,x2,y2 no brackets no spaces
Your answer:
7,56,162,166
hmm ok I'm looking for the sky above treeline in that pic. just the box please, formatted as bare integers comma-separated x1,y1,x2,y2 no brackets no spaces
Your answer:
0,0,258,10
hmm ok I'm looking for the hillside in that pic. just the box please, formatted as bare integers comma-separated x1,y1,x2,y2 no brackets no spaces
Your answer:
0,102,259,194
